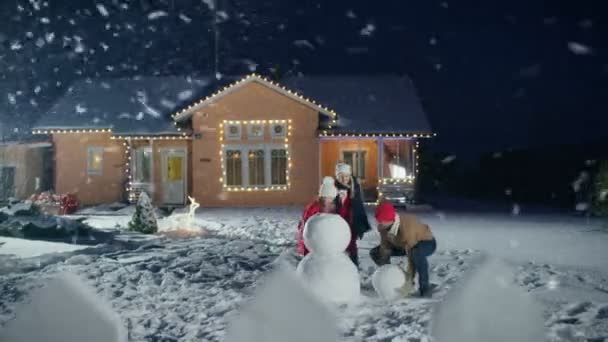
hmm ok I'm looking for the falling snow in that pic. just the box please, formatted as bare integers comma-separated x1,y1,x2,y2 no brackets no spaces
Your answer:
441,155,456,164
179,13,192,23
148,11,168,20
293,40,315,49
75,104,87,114
45,32,55,43
360,23,375,36
568,42,592,55
10,41,23,50
178,90,194,101
96,4,109,17
346,10,356,19
40,17,50,24
7,93,17,105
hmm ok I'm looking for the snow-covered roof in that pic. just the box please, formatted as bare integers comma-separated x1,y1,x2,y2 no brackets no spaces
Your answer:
33,76,212,135
282,75,432,134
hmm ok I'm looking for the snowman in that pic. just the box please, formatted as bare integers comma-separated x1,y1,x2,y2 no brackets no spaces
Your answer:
296,213,360,303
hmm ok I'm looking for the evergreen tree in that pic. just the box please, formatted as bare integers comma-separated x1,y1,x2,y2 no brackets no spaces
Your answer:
128,192,158,234
593,161,608,217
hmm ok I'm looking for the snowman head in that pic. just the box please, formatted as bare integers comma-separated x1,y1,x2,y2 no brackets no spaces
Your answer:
303,213,350,255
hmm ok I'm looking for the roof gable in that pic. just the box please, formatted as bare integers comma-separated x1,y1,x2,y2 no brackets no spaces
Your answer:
171,74,337,125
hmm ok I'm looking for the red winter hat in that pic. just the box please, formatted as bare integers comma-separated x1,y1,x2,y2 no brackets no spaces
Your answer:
375,202,396,222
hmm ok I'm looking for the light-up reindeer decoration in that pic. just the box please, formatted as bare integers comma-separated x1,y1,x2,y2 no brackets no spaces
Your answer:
170,196,200,230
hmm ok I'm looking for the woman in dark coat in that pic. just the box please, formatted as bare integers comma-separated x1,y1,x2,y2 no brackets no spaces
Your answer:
334,162,372,267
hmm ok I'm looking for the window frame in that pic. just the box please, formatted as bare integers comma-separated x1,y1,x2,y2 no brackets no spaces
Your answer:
87,147,104,176
247,123,265,140
131,146,153,184
225,123,242,140
221,144,289,188
270,122,287,139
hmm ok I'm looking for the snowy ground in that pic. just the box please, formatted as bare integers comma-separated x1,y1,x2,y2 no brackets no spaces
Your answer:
1,206,607,341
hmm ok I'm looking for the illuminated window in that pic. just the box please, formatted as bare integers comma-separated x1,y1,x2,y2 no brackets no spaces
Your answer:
225,150,242,186
271,149,287,185
222,145,289,188
87,147,103,175
248,149,265,185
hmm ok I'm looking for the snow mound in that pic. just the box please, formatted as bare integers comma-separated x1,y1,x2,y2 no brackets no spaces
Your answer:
0,272,126,342
372,264,411,301
303,213,350,254
225,268,339,342
296,253,360,303
432,257,545,342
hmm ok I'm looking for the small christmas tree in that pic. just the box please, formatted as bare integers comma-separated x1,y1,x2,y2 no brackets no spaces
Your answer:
593,161,608,217
128,192,158,234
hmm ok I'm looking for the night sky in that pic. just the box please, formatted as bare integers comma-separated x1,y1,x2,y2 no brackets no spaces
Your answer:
1,0,606,161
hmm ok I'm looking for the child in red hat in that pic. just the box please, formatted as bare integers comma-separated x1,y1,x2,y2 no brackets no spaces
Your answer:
371,201,437,297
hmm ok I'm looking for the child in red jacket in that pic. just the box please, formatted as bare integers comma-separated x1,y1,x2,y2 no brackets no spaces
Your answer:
296,176,338,256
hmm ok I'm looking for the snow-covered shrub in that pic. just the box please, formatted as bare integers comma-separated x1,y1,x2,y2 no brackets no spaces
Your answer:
128,192,158,234
593,161,608,217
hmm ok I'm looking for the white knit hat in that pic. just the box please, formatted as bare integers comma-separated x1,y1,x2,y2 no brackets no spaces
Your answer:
335,162,352,177
318,176,337,198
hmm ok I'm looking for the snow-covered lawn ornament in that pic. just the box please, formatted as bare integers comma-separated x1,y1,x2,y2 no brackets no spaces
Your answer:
128,192,158,234
296,213,360,303
159,196,207,237
372,264,413,301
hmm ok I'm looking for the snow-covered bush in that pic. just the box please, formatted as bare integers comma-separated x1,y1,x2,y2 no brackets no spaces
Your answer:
128,192,158,234
593,161,608,217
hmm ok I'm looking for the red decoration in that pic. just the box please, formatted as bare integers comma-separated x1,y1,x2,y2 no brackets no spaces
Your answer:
59,193,80,215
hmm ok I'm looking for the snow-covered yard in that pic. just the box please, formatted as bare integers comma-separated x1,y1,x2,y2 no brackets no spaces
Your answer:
1,207,608,341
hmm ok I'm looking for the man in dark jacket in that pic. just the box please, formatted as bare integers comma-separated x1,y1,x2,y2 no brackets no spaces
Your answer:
334,162,372,267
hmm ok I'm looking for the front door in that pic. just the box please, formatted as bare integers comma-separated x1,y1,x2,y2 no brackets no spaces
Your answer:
161,149,186,204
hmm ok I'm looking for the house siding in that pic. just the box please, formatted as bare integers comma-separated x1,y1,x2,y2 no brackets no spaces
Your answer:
53,133,125,205
190,81,320,206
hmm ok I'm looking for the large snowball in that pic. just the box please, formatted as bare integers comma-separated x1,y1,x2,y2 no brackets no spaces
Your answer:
303,213,350,254
372,264,411,301
296,253,360,303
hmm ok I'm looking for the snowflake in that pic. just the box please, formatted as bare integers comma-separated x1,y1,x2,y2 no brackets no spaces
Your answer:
216,11,229,23
148,11,168,20
440,2,449,8
360,23,375,36
568,42,592,55
96,4,109,17
29,0,41,11
202,0,215,10
430,37,438,45
75,104,87,113
35,38,45,48
179,13,192,23
346,10,356,19
45,32,55,43
34,86,41,94
161,99,176,108
178,90,194,101
10,41,23,50
441,155,456,164
136,112,144,120
106,65,114,71
40,17,50,24
30,99,38,106
74,42,85,53
293,40,314,49
7,93,17,105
